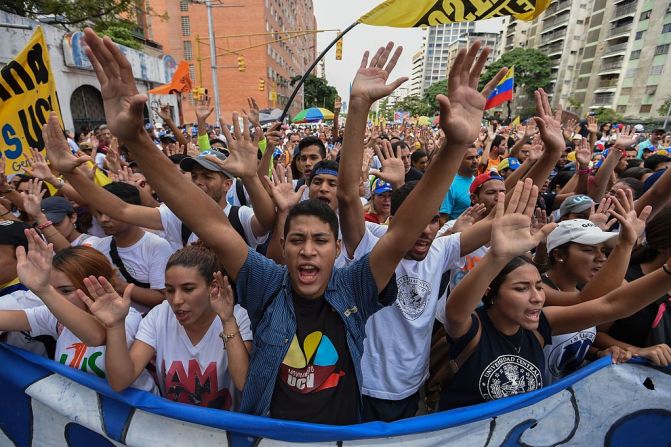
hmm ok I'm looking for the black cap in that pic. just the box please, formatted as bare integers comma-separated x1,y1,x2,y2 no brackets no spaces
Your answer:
0,220,30,249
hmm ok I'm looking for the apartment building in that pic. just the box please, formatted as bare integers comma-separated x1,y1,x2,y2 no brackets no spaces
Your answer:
446,32,500,73
409,50,425,97
146,0,317,120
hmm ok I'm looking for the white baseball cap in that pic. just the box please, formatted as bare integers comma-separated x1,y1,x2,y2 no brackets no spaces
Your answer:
546,219,618,252
634,124,645,132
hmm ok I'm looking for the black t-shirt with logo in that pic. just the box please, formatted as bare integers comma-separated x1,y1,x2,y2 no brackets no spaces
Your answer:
439,307,552,410
270,293,358,425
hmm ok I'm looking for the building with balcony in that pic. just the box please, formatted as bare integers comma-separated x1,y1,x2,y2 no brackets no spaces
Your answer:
409,50,425,97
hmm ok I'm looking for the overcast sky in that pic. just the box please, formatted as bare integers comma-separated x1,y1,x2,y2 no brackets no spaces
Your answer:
313,0,424,100
313,1,505,102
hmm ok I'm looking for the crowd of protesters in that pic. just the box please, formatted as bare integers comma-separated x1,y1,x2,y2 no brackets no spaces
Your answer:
1,28,671,425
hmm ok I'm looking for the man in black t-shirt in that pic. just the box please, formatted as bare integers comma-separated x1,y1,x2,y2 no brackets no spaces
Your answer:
393,141,424,183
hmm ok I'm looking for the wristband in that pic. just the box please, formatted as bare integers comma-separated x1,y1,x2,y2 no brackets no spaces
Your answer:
37,220,53,230
53,177,65,190
578,168,591,175
663,264,671,276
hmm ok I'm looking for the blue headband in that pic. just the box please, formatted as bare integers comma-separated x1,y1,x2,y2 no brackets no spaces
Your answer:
312,168,338,177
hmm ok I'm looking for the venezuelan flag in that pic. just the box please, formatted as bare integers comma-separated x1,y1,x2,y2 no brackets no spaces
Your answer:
485,67,514,110
359,0,550,28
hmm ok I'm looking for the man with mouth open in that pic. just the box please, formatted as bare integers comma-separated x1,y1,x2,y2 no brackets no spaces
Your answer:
77,28,505,424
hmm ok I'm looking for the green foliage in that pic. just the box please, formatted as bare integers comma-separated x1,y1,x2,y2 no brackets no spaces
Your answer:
422,79,447,115
479,48,552,95
303,75,338,110
594,108,623,123
377,98,394,121
658,98,671,118
4,0,139,26
394,95,433,117
94,22,141,50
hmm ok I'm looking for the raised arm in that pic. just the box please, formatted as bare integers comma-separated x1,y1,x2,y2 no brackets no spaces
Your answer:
445,181,556,339
156,105,188,150
635,155,671,219
337,42,407,257
42,118,164,231
17,229,106,346
370,42,508,291
523,89,563,189
81,28,248,280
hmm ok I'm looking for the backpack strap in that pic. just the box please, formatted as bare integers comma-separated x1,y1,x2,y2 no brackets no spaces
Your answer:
109,239,151,288
235,180,248,207
228,206,248,246
447,312,483,377
181,222,192,247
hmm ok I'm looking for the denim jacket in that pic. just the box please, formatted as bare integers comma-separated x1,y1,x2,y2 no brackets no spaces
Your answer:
235,248,397,417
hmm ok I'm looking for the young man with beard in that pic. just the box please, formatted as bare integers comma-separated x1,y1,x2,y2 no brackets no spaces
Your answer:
76,29,497,424
89,182,173,314
337,41,508,421
45,143,275,253
293,136,326,193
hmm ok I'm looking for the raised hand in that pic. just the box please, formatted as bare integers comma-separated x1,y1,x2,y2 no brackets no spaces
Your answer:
533,89,565,152
106,137,122,174
350,42,408,105
586,115,598,135
78,276,132,329
207,114,261,179
370,139,405,189
614,125,637,148
42,113,91,174
21,179,45,221
82,28,146,141
530,207,549,236
25,149,56,181
266,122,282,149
156,104,173,122
607,188,651,246
264,163,305,212
16,229,54,295
437,41,508,147
451,204,487,233
575,138,592,168
195,95,214,123
490,179,556,260
210,271,235,323
327,142,341,161
243,97,261,128
589,197,617,231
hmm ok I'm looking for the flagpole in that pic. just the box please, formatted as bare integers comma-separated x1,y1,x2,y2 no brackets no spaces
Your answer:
280,22,358,123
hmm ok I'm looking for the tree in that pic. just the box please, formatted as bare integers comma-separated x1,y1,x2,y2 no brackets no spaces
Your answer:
658,98,671,118
479,48,552,95
394,95,433,117
3,0,154,27
377,98,394,121
422,79,448,116
94,21,141,50
303,75,338,111
594,108,623,124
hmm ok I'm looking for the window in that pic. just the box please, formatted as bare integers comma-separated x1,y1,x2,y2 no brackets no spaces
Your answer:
183,41,192,60
655,44,670,55
181,16,191,37
664,23,671,33
640,10,651,21
189,64,196,83
625,68,637,78
179,0,188,12
650,65,664,75
616,105,627,113
640,104,652,113
635,31,645,40
630,50,641,60
621,87,632,95
646,85,657,95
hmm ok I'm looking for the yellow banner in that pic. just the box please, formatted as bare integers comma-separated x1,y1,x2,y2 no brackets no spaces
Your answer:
359,0,550,28
0,27,63,175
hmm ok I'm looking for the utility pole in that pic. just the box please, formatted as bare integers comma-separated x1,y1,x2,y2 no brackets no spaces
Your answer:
205,0,221,124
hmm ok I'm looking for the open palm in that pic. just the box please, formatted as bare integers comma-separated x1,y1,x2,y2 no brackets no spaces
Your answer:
437,41,508,147
350,42,408,104
209,114,260,179
43,113,91,174
16,229,53,294
78,276,132,328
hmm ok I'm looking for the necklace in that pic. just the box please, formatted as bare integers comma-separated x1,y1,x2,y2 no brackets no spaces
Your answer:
503,330,524,354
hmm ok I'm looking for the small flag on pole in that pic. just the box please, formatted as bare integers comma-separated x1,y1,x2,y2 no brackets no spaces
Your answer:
485,67,514,110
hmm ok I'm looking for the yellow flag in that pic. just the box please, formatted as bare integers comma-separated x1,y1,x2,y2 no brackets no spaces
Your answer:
359,0,550,27
0,27,63,175
511,115,521,127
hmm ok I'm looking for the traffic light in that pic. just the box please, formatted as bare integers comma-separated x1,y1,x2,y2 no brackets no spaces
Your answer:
335,37,343,61
237,56,246,72
258,78,265,91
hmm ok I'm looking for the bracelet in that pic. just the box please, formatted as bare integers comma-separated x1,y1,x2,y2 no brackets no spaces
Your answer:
219,330,239,348
53,177,65,190
37,220,53,230
578,168,591,175
663,264,671,276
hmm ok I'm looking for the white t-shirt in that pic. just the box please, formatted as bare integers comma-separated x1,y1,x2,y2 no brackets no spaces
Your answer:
0,287,49,356
71,233,102,248
24,305,157,393
94,152,106,169
351,227,464,400
544,328,596,384
158,202,268,252
135,301,253,410
91,232,172,314
226,179,251,207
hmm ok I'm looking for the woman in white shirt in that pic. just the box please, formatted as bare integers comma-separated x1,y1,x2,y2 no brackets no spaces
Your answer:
0,229,155,392
84,244,252,410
